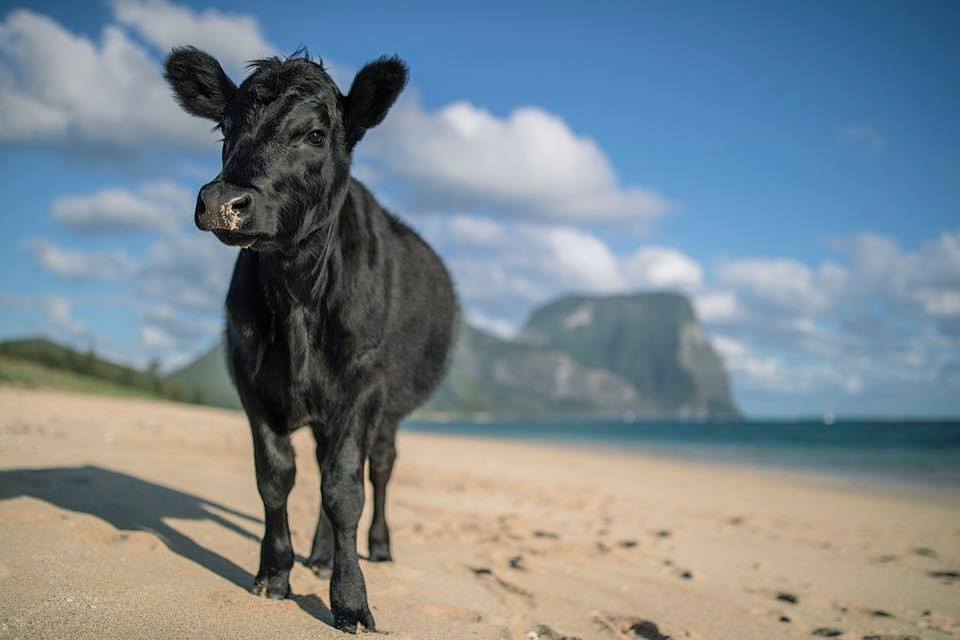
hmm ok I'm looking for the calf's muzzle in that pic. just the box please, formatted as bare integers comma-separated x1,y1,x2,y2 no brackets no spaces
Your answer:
195,181,256,233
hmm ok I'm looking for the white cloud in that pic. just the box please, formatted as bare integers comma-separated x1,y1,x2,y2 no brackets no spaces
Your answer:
711,335,747,359
622,246,703,291
28,230,233,312
715,258,827,314
698,231,960,402
843,375,865,395
830,231,960,318
110,0,275,77
25,239,138,281
420,215,701,329
694,291,740,322
144,304,219,338
138,231,236,311
25,230,234,364
448,215,509,248
42,297,86,335
0,9,211,148
0,2,278,151
362,94,671,224
917,290,960,317
541,226,627,292
464,310,517,339
139,324,177,349
52,181,192,234
0,293,86,336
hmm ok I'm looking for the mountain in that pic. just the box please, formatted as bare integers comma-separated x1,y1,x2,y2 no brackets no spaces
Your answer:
166,341,241,410
168,291,740,420
516,292,738,418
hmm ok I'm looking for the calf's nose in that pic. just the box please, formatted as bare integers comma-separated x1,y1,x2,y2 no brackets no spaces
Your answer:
195,182,254,232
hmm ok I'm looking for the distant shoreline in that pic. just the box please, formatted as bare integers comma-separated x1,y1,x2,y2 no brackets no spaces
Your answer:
404,417,960,490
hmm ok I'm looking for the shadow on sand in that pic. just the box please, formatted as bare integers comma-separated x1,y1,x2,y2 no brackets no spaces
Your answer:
0,465,334,625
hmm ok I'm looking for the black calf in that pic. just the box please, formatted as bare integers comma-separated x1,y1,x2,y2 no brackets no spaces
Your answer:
164,48,456,632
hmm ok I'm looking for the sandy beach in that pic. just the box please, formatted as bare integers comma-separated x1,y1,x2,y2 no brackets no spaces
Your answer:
0,388,957,639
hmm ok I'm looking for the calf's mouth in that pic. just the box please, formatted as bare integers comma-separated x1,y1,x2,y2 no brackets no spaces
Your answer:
213,230,259,249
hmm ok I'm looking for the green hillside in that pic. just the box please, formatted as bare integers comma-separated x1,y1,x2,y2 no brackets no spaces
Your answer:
0,338,188,402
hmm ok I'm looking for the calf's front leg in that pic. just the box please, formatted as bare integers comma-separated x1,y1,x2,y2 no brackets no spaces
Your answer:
323,393,381,632
249,417,296,599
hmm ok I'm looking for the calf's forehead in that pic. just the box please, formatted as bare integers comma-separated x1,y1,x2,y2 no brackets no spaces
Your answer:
226,59,342,131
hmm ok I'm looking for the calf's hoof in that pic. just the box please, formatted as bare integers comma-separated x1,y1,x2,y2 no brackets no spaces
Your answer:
249,573,290,600
333,604,376,634
368,543,392,563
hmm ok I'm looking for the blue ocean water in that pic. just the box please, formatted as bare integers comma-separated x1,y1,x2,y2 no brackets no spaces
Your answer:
403,419,960,488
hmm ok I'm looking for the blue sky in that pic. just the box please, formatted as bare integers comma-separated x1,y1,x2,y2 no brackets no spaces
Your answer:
1,0,958,417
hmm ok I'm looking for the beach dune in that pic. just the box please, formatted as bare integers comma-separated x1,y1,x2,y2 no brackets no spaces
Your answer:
0,388,957,639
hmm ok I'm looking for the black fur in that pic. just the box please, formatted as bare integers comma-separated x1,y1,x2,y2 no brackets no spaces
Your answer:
164,48,456,633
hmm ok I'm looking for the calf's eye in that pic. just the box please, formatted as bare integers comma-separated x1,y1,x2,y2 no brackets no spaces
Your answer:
305,130,325,146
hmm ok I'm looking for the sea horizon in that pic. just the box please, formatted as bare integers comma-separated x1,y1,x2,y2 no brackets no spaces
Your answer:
404,417,960,490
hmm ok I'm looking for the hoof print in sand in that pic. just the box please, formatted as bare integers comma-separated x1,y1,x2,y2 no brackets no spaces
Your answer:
533,530,560,539
592,612,686,639
927,570,959,583
525,623,582,640
468,566,535,608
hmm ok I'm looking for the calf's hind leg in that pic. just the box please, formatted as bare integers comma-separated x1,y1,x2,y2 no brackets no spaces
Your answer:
305,436,334,577
368,420,398,562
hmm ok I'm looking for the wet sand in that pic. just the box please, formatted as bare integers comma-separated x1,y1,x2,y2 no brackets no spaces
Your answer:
0,388,957,639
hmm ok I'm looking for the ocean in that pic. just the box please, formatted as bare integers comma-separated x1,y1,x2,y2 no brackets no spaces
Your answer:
404,418,960,489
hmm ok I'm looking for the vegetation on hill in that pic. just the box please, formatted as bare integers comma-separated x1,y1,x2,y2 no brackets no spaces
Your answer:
0,338,196,403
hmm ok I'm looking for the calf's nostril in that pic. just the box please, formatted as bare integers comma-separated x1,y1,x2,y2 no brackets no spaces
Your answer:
218,193,252,231
224,193,252,212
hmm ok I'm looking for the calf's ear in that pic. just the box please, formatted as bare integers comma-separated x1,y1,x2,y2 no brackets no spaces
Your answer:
163,46,237,121
342,55,408,150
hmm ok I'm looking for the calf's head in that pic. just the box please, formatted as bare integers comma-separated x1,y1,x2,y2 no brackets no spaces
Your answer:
164,48,407,252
